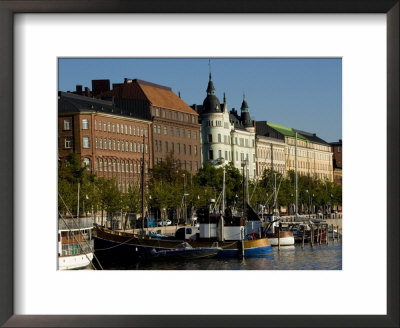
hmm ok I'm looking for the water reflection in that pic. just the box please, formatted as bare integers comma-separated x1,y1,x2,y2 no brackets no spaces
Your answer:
94,242,342,270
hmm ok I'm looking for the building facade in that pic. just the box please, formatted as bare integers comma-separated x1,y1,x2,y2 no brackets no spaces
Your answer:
256,121,334,181
193,74,256,178
58,92,152,192
330,139,342,185
255,135,286,177
93,79,201,173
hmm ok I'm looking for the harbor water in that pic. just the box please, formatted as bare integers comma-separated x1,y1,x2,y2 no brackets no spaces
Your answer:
94,240,342,270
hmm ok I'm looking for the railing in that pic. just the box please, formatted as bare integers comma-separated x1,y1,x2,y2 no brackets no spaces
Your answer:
58,217,94,230
61,240,94,256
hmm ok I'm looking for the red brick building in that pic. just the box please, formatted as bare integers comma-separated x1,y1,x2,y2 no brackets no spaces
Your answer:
330,139,342,185
94,79,201,173
58,92,152,192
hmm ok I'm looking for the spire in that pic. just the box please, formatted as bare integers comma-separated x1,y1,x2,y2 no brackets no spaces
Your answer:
240,92,252,127
223,92,226,103
206,68,216,96
241,92,249,112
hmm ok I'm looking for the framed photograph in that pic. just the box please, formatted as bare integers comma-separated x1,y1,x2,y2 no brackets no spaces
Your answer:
1,1,398,327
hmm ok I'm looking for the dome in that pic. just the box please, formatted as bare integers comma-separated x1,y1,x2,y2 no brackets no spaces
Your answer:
201,72,222,114
202,95,222,114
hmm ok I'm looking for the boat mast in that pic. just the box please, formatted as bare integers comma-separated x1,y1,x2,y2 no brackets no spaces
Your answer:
222,167,225,214
77,182,80,223
242,161,246,219
141,132,145,234
295,132,298,216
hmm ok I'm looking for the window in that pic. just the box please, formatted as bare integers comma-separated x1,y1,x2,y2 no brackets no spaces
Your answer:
83,137,90,148
113,161,116,172
126,162,129,172
133,126,136,136
182,129,185,138
134,143,137,152
134,163,137,173
164,126,167,135
188,130,191,139
168,111,172,119
125,125,128,134
106,122,109,131
186,114,189,122
130,142,133,152
177,143,180,153
82,119,89,129
209,149,213,160
104,160,108,172
113,140,116,150
171,142,174,152
189,145,191,155
121,161,124,172
225,151,228,160
180,113,184,121
117,140,120,151
337,146,341,153
174,112,178,120
64,119,72,130
112,123,115,133
170,127,174,136
192,115,196,124
153,125,157,134
157,126,161,135
83,158,90,169
218,134,221,142
117,124,120,133
95,138,98,149
99,139,103,149
208,134,212,143
183,144,186,154
159,140,162,152
130,163,133,173
64,137,72,149
245,139,248,147
194,146,197,155
99,160,103,171
129,126,132,135
193,131,197,139
176,128,180,137
121,142,124,152
162,109,166,118
99,120,102,131
94,120,97,130
141,128,143,136
165,141,168,152
125,141,128,151
108,139,111,150
103,138,107,150
218,150,222,158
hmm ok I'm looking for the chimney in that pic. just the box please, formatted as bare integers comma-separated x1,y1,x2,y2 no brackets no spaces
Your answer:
76,85,83,95
92,79,110,97
124,78,133,84
84,87,90,97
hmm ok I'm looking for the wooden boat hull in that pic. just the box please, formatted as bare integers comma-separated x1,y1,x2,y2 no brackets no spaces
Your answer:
93,227,273,260
188,238,273,258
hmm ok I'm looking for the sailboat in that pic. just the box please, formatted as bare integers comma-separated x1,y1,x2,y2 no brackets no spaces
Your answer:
93,134,221,263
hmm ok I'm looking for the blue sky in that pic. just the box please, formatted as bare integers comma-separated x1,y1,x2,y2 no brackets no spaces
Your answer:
58,58,342,142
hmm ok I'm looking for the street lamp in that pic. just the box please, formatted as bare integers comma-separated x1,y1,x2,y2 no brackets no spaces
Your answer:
305,190,310,217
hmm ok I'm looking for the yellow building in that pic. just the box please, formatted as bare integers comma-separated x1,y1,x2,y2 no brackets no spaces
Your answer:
256,122,333,181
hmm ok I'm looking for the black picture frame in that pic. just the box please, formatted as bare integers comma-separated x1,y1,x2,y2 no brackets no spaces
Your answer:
0,1,398,327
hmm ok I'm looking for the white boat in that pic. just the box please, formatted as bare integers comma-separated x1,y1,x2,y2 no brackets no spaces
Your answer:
58,216,94,270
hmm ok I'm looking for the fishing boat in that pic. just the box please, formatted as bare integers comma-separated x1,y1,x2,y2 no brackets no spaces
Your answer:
58,216,94,270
